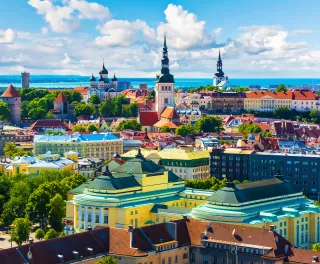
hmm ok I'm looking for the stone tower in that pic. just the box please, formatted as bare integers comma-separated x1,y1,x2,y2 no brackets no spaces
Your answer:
155,33,175,117
21,71,30,88
1,84,21,125
54,92,69,119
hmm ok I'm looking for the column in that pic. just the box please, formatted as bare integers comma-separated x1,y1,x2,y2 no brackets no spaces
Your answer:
74,205,78,229
99,208,104,226
91,207,95,228
84,206,88,230
78,207,82,229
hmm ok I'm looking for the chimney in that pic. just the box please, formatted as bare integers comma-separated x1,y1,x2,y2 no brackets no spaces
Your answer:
183,215,188,220
128,225,133,232
166,222,177,240
312,256,319,262
269,225,275,232
87,248,93,256
284,245,289,254
274,236,279,243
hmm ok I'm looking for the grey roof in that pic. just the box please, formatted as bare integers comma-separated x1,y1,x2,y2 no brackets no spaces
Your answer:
150,204,191,215
207,178,301,204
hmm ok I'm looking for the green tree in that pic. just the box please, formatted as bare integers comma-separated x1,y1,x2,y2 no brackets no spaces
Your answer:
276,84,287,92
47,194,65,232
273,106,292,119
35,229,45,240
99,99,113,117
72,125,86,132
45,111,56,119
261,131,272,137
3,142,25,158
312,243,320,251
0,101,11,121
44,130,64,135
74,103,96,118
44,228,58,240
310,109,320,124
238,124,262,134
160,126,171,132
28,107,47,119
174,124,197,137
86,124,99,132
96,256,118,264
90,95,101,104
60,173,86,194
116,120,142,131
194,116,222,133
9,218,31,246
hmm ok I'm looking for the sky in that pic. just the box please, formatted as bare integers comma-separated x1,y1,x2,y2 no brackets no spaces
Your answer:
1,0,320,78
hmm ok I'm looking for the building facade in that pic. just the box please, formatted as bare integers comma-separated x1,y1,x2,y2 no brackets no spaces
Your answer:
33,133,123,159
210,148,252,182
0,132,15,157
211,92,245,113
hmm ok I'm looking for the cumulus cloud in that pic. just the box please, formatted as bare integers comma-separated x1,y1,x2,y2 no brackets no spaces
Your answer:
95,19,155,47
41,27,48,35
61,53,71,64
0,29,17,44
251,60,275,65
157,4,215,49
28,0,110,33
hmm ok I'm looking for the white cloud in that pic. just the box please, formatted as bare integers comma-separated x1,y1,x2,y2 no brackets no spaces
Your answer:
157,4,214,49
171,62,180,70
272,67,279,71
0,29,16,44
251,60,275,65
41,27,49,34
95,19,155,47
61,53,71,64
80,59,91,64
291,29,314,36
28,0,111,33
214,28,222,36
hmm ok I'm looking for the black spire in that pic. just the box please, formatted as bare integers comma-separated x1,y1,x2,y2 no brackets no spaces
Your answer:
214,49,224,78
161,32,169,75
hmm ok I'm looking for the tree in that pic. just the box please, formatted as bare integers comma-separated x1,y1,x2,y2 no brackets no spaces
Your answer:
160,126,171,132
44,228,58,240
0,101,11,121
47,194,65,232
44,130,64,135
9,218,31,246
276,84,287,92
74,103,96,118
28,107,47,119
96,256,118,264
3,142,25,158
116,120,142,131
99,99,113,117
273,106,292,120
90,95,101,104
194,116,222,133
238,124,262,134
45,111,56,119
86,124,99,132
174,124,197,137
35,229,45,240
261,131,272,137
310,109,320,124
312,243,320,251
72,125,86,132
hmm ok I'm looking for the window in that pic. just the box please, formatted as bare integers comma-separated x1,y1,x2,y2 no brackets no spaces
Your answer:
164,98,168,104
162,259,165,264
175,256,178,263
168,257,172,264
203,254,208,263
191,253,195,261
183,253,188,259
95,214,99,223
135,219,138,227
104,215,108,224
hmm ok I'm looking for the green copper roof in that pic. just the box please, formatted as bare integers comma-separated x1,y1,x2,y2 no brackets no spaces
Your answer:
207,178,301,205
85,175,140,191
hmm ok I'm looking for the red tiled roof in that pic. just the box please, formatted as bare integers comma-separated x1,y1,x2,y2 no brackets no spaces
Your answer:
138,111,159,126
74,86,89,95
153,119,178,129
160,107,180,120
28,119,70,131
287,248,320,264
54,92,68,103
292,90,316,100
246,90,292,99
1,84,20,98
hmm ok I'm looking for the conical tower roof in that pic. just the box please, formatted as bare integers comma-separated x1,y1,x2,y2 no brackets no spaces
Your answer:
90,73,96,82
54,92,68,103
1,84,20,98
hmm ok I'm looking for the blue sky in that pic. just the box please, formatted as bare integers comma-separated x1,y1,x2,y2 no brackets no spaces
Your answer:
1,0,320,77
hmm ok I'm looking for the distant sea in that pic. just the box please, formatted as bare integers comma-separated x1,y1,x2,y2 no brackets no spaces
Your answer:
1,75,320,90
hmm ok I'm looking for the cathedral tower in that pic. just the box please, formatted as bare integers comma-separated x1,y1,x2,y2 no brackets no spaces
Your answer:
213,49,226,86
155,33,175,116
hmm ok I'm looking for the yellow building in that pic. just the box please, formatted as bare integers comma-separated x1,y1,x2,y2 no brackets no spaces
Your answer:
122,148,210,180
33,133,123,159
66,149,213,233
4,152,76,176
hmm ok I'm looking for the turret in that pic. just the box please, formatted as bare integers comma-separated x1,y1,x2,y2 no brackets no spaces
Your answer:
99,62,108,79
1,84,21,125
112,73,118,88
90,73,96,86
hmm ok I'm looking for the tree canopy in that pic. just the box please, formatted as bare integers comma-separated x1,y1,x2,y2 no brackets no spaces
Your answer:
174,124,197,137
116,120,142,131
0,101,11,121
89,95,101,104
160,126,171,132
9,218,31,246
238,123,262,134
3,142,25,158
194,116,222,133
276,84,287,92
99,96,137,118
96,256,118,264
74,103,96,118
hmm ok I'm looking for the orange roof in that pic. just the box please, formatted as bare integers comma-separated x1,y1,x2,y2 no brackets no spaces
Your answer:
153,119,178,129
54,92,68,103
74,86,89,95
292,90,316,100
246,90,292,99
160,107,180,119
1,84,20,98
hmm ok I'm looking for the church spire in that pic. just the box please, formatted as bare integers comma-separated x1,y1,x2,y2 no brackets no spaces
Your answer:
217,49,223,71
161,32,169,75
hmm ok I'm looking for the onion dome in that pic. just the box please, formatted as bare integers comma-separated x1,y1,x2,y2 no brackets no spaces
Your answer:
99,62,108,75
112,73,118,82
98,75,104,82
90,73,96,82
